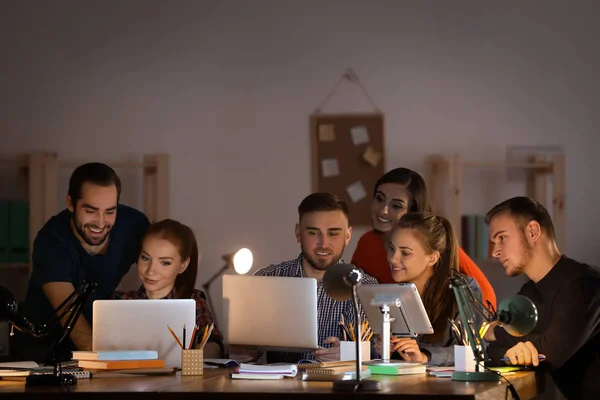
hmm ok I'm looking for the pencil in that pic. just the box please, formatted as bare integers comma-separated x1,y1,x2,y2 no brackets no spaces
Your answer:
183,325,187,350
167,325,184,349
189,325,198,350
200,324,214,349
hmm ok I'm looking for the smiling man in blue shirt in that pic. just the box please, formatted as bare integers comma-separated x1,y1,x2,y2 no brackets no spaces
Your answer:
20,162,150,363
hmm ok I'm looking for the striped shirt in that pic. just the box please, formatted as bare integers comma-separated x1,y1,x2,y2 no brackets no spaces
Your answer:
254,253,378,363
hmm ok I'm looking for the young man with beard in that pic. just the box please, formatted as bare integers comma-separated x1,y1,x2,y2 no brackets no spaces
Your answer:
229,193,378,364
20,163,150,363
484,197,600,400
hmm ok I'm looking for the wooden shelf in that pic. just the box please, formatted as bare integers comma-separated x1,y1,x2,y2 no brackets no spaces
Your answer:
427,152,566,250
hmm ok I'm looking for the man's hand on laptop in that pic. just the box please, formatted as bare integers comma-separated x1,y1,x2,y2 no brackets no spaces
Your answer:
228,345,261,363
312,336,341,362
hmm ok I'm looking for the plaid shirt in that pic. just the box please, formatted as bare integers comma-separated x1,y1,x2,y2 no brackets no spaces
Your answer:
254,254,378,363
112,286,223,346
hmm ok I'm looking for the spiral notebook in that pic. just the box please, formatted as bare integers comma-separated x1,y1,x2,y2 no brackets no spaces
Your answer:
0,370,91,381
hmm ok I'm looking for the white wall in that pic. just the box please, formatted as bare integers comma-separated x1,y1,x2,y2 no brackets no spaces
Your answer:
1,1,599,325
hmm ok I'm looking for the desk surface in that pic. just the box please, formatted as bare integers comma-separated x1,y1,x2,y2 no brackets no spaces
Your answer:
0,369,542,399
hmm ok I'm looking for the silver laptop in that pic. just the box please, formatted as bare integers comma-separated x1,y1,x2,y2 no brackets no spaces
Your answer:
357,283,434,337
92,299,196,368
222,274,319,351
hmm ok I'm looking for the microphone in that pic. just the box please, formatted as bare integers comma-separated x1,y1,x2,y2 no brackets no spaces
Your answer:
0,285,37,335
321,263,382,392
323,263,363,301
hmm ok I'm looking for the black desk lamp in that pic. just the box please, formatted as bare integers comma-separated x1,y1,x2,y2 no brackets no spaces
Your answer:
449,273,538,382
0,281,97,386
323,263,381,392
202,248,252,327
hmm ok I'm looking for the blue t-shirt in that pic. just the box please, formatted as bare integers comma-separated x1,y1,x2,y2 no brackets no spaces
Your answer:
21,204,150,361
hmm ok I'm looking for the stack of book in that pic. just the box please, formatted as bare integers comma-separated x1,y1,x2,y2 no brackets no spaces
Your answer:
461,214,493,259
72,350,165,370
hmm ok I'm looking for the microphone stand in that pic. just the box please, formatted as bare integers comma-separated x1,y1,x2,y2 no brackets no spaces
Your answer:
2,281,97,386
332,275,381,392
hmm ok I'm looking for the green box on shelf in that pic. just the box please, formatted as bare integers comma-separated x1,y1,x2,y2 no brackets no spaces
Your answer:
0,201,10,263
0,200,29,264
9,201,29,263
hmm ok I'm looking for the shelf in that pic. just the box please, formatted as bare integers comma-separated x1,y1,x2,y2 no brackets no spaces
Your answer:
427,152,566,251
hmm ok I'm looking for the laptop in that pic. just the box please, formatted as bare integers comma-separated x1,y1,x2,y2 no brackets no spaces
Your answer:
356,283,434,337
92,299,196,368
222,274,319,351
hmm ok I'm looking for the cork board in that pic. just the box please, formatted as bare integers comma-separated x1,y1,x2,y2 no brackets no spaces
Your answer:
310,113,385,227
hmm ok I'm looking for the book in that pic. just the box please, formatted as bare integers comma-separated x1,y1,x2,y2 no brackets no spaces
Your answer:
90,368,177,378
72,350,158,361
300,364,366,375
1,370,91,381
77,359,165,370
302,368,372,381
367,362,427,375
235,363,298,377
203,358,240,368
230,373,284,380
297,360,354,369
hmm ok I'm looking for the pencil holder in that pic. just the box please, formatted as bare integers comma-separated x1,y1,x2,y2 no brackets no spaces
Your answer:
181,349,204,376
340,341,371,362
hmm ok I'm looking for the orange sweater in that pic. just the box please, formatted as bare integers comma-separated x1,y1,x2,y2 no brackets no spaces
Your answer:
351,230,497,308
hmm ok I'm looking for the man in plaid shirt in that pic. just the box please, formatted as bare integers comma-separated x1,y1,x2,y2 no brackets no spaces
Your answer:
229,193,378,363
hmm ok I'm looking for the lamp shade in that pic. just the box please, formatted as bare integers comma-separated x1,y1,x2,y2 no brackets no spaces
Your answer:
232,248,253,274
323,264,362,301
497,295,538,337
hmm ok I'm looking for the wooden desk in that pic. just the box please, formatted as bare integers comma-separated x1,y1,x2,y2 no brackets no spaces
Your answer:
0,369,543,399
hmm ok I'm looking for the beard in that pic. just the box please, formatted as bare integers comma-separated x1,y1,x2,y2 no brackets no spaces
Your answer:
301,243,344,271
72,214,112,247
508,233,533,276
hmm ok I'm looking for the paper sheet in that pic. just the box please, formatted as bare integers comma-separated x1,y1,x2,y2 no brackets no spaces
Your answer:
362,146,382,167
321,158,340,178
350,125,369,145
318,124,335,142
346,181,367,203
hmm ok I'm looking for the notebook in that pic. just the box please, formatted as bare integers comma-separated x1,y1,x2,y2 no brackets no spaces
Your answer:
0,370,91,381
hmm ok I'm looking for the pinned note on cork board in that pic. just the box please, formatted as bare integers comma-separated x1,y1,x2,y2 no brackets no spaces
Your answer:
310,113,385,227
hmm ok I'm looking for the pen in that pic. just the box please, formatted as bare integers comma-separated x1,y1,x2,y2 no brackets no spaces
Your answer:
183,325,187,350
500,355,546,362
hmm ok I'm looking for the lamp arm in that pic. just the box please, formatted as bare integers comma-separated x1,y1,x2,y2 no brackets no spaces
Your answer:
202,264,229,290
450,278,489,368
30,281,97,337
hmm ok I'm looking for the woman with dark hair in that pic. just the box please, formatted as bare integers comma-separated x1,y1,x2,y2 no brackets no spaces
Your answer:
351,167,496,308
374,212,483,366
112,219,223,357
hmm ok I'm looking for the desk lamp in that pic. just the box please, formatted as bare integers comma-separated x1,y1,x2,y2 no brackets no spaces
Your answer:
323,263,382,392
0,281,97,386
202,248,253,327
449,273,538,382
